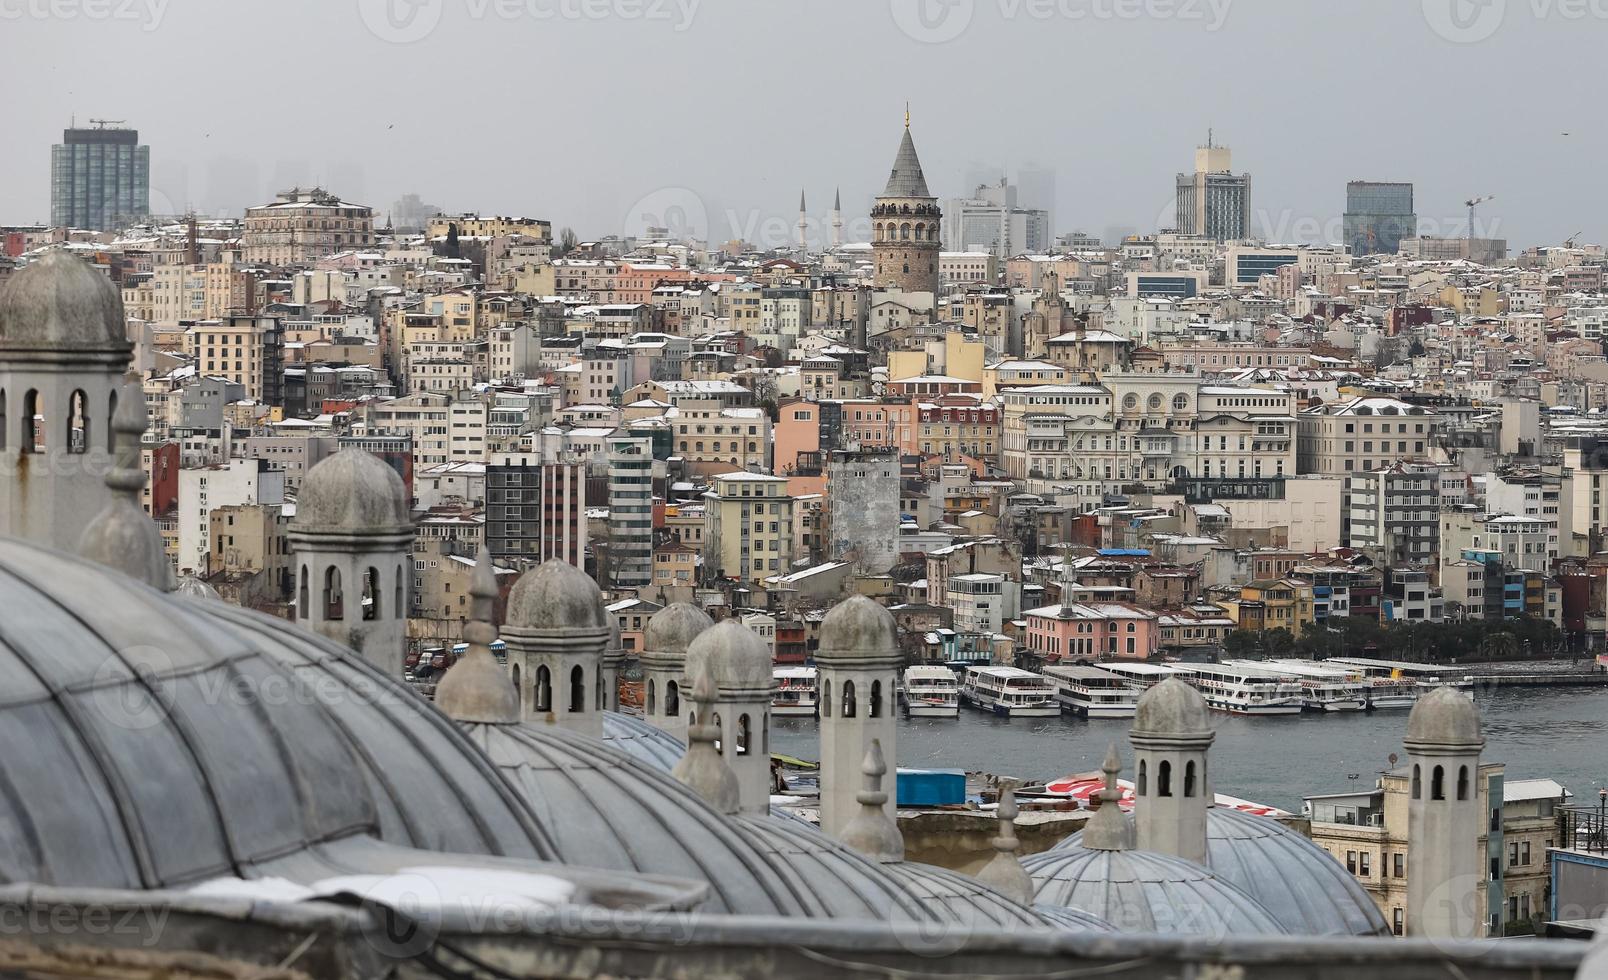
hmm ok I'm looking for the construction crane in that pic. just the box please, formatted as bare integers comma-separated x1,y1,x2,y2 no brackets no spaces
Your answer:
1464,195,1495,240
1566,230,1584,249
87,118,127,129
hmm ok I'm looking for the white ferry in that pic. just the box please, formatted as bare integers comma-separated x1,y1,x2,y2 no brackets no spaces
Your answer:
1251,659,1368,712
959,665,1061,718
900,665,961,718
1040,664,1140,718
1324,657,1473,709
1102,661,1193,692
1187,662,1303,716
772,666,818,717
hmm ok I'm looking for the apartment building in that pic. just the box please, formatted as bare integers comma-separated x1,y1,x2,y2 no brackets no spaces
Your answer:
186,314,284,404
242,188,374,265
702,471,794,585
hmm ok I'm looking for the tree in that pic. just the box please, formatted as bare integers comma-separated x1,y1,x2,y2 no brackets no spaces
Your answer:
444,222,461,259
555,226,578,258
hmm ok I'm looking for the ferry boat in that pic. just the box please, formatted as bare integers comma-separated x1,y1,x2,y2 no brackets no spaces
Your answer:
1187,662,1303,716
772,666,818,717
900,665,961,718
1324,657,1473,708
1102,661,1193,692
1250,659,1368,712
959,665,1061,718
1040,664,1140,718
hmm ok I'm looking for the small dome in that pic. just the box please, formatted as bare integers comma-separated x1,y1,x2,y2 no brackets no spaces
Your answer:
292,449,410,533
173,574,220,600
0,251,128,352
1406,686,1483,748
884,861,1050,930
1022,846,1285,936
644,602,714,657
816,594,898,666
686,620,772,693
1133,677,1211,736
506,559,605,631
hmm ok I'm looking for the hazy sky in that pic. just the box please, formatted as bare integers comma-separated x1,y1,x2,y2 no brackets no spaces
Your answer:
5,0,1602,249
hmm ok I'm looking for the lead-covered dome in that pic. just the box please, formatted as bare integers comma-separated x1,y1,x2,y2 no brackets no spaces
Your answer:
292,448,411,533
506,558,607,631
644,602,713,658
816,594,899,666
1022,846,1285,936
601,711,687,771
1133,676,1211,736
686,620,772,692
1406,685,1483,749
0,250,129,353
0,537,550,891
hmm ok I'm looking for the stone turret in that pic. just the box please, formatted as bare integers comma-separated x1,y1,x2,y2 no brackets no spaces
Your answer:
79,370,170,591
671,667,739,816
435,547,519,725
685,620,775,815
975,782,1034,905
502,558,610,736
1130,677,1214,864
288,449,413,678
816,595,901,837
1082,743,1133,852
1405,685,1486,940
870,113,941,297
0,252,133,554
642,602,714,741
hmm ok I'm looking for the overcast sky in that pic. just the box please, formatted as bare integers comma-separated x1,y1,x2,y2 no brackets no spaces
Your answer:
5,0,1601,248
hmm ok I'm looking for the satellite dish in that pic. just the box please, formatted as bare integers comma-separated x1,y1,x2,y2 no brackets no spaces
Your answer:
1388,752,1399,767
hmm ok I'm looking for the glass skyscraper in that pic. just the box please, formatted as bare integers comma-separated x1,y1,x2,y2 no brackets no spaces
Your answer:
50,125,150,230
1343,181,1415,256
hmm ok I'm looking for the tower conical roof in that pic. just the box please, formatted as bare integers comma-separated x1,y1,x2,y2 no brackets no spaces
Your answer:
881,126,931,199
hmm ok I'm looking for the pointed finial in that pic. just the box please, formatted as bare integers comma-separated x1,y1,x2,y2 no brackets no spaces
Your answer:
904,102,911,129
436,547,520,725
834,187,841,211
1081,744,1132,852
671,666,739,815
838,739,904,863
975,780,1034,905
79,371,172,591
799,188,807,212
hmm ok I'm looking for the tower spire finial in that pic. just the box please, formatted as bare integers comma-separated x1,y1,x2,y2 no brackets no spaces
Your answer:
435,547,519,725
79,370,172,591
905,101,910,129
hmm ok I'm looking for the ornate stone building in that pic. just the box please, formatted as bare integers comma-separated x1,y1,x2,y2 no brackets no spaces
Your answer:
871,116,942,297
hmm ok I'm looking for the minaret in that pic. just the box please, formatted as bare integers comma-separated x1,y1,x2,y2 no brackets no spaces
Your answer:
79,370,171,591
501,558,609,737
0,251,134,553
870,109,942,297
974,782,1034,904
816,595,901,836
797,189,808,252
838,740,904,863
1405,686,1486,940
831,188,843,248
686,620,775,815
288,449,414,678
1130,677,1214,865
641,602,714,741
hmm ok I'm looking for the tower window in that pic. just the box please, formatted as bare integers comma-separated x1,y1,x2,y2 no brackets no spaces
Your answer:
841,680,856,718
535,665,552,712
67,390,88,455
1184,760,1197,798
362,567,381,621
322,566,343,620
665,679,679,717
21,389,40,452
1457,765,1470,801
1158,760,1173,798
737,714,751,756
870,680,883,718
1137,759,1147,796
569,665,585,712
1431,765,1445,801
1412,764,1421,799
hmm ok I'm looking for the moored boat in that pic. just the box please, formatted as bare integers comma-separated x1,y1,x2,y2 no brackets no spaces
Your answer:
901,664,961,718
959,665,1061,718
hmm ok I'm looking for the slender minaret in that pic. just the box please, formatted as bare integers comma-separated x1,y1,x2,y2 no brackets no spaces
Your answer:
289,449,414,678
0,251,133,553
501,558,609,737
831,188,843,248
1130,677,1214,865
435,546,520,726
672,667,739,816
816,595,900,836
78,371,171,591
797,189,808,252
686,620,775,815
1405,686,1486,940
641,602,714,741
838,739,904,864
975,782,1034,905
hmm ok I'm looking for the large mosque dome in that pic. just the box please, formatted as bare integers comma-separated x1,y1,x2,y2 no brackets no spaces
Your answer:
0,536,551,890
1022,845,1286,936
1052,807,1389,936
